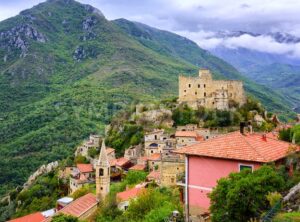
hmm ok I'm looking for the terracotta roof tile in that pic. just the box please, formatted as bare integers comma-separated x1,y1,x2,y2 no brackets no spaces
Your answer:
175,131,198,138
147,171,160,180
116,187,145,202
129,164,146,171
148,153,161,161
110,157,130,167
59,193,98,217
106,148,115,155
174,131,298,163
139,156,149,161
76,164,93,173
8,212,45,222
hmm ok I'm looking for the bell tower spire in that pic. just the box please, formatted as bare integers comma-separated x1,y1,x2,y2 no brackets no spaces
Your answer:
96,139,110,201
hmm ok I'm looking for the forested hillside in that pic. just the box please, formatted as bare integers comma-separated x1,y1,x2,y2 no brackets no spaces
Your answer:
0,0,294,196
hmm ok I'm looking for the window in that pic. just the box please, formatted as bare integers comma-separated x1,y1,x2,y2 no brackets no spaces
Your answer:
99,168,104,176
101,187,103,190
204,84,206,88
204,92,206,97
124,206,128,210
188,84,191,88
239,164,253,172
184,90,186,92
198,84,200,88
154,135,157,140
195,92,197,95
151,150,154,154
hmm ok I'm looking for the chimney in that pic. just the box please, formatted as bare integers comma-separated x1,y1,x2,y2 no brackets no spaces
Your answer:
248,121,253,134
262,134,267,141
240,122,246,134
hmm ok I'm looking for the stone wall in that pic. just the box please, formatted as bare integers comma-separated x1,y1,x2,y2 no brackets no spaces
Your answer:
23,161,59,190
178,69,246,110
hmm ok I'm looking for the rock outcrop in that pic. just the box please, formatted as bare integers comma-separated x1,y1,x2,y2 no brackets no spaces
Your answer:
0,24,47,57
283,182,300,211
22,161,59,190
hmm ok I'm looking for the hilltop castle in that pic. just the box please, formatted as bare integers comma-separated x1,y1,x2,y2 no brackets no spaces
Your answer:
178,69,246,110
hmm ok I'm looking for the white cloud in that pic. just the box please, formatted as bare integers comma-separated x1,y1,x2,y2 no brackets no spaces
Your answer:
1,0,300,58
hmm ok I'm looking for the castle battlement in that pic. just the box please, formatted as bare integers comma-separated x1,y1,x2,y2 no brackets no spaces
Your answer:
178,69,246,110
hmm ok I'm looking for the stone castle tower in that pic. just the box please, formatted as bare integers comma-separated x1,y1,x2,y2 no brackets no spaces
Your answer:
178,69,246,110
96,140,110,201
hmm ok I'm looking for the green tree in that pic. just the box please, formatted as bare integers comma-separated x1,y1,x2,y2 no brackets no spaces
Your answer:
209,165,285,222
74,155,88,164
52,214,79,222
71,185,91,200
88,147,98,158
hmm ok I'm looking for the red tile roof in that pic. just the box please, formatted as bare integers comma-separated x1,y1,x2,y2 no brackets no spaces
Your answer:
106,147,115,155
174,131,298,163
148,153,161,161
59,193,98,217
139,156,149,161
116,187,144,202
77,164,93,173
147,171,160,180
129,164,146,171
110,157,130,167
175,131,198,138
266,132,279,140
8,212,45,222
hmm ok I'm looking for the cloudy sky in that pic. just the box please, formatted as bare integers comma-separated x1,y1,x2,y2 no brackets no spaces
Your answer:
1,0,300,58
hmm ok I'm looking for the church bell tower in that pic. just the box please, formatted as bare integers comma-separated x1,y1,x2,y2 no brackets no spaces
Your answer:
96,140,110,201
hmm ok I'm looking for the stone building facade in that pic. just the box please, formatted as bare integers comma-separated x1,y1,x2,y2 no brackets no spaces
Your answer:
178,69,246,110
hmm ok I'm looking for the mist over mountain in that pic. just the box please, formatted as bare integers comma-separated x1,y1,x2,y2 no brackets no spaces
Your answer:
207,31,300,111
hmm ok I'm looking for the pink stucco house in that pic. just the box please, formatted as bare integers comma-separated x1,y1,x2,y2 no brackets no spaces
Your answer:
175,130,297,220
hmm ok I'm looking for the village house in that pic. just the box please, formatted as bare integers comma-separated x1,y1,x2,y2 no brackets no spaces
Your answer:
8,212,46,222
177,124,219,140
144,129,165,156
146,170,161,184
175,127,299,220
147,153,161,171
116,185,146,210
110,157,133,172
160,157,185,187
69,163,94,194
124,144,143,164
57,197,74,210
58,193,98,220
177,124,198,131
129,163,146,171
178,69,246,110
144,129,176,157
75,135,101,157
175,131,203,148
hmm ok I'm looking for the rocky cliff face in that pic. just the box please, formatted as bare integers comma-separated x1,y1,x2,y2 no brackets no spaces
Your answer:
0,24,47,58
283,182,300,212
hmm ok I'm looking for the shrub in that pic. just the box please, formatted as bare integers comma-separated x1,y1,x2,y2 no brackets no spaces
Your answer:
210,165,285,222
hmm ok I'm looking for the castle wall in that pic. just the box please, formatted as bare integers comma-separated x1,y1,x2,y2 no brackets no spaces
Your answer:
178,69,246,110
